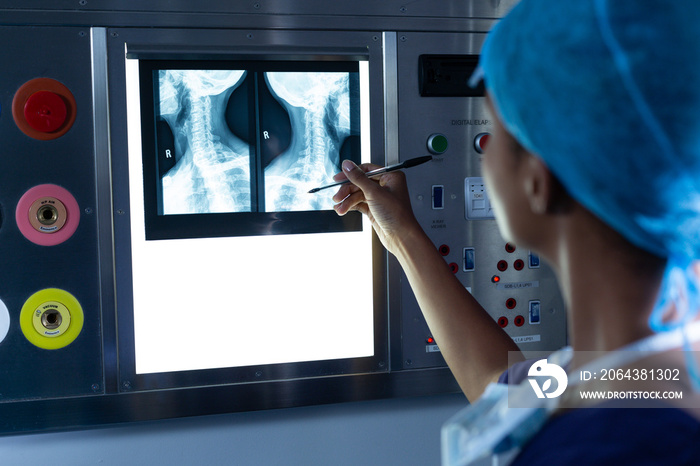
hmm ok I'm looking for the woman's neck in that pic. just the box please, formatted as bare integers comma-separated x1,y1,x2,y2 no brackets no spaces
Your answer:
549,206,666,352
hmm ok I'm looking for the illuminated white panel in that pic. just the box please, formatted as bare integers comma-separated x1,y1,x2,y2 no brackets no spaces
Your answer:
126,58,374,374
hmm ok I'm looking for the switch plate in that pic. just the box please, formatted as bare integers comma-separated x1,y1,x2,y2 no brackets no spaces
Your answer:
464,177,494,219
432,185,445,210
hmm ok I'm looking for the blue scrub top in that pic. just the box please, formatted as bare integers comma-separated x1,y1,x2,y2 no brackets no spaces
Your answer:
499,360,700,464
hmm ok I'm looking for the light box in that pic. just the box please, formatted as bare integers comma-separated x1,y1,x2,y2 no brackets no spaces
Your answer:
121,52,384,390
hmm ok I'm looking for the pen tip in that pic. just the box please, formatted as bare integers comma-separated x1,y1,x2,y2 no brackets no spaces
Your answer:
308,188,318,194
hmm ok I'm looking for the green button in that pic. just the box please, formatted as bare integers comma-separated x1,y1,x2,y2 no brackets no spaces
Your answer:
427,133,448,155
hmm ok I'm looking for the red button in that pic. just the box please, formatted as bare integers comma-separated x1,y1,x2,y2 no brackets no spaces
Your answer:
24,91,67,133
474,132,491,154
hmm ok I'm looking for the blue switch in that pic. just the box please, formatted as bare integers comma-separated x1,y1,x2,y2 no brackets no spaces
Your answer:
463,247,475,271
529,300,541,324
528,251,540,268
432,185,444,210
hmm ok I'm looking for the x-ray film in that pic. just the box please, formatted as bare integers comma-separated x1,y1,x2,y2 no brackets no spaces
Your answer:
157,69,252,215
263,71,356,212
139,60,364,240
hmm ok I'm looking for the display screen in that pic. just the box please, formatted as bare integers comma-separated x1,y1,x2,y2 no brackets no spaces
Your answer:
124,56,381,386
139,60,364,240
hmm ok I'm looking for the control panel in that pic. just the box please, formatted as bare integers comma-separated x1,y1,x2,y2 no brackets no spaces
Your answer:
0,26,103,402
394,34,567,369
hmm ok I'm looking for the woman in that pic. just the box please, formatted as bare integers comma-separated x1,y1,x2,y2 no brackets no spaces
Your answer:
333,0,700,463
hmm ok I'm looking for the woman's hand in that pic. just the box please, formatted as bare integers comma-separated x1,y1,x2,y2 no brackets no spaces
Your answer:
333,161,520,400
332,160,422,256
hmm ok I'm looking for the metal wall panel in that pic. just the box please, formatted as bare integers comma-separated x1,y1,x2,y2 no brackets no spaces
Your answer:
0,26,103,401
393,32,567,369
0,0,568,436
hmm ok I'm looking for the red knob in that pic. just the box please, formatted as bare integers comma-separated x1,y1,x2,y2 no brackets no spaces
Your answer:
474,132,491,154
23,91,67,133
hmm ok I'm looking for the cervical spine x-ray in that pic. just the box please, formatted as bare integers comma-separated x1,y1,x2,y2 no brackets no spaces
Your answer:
153,63,361,215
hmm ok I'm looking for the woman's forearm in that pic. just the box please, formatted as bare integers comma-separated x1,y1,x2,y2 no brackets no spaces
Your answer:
394,225,524,401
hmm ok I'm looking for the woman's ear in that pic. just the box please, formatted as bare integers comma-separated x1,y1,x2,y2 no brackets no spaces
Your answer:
523,154,570,215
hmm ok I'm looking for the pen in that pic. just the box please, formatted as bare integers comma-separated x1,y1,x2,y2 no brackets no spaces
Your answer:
308,155,433,193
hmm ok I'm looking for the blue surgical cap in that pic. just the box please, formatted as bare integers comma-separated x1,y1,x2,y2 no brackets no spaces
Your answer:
479,0,700,336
